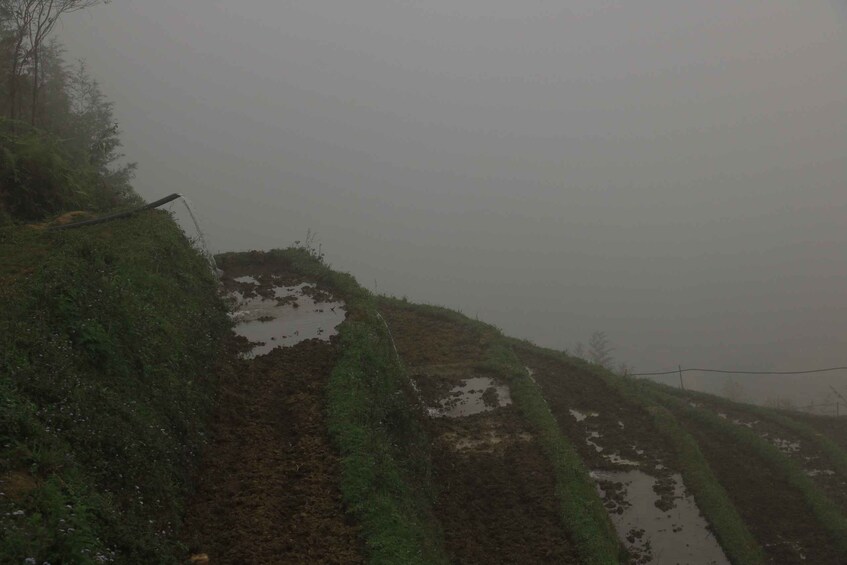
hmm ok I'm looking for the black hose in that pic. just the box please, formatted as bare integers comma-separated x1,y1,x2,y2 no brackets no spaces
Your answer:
48,193,183,231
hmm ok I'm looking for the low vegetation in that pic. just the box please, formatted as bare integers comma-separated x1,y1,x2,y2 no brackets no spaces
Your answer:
0,212,230,563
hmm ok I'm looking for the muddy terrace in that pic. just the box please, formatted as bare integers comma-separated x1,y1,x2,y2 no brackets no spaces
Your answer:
175,253,847,564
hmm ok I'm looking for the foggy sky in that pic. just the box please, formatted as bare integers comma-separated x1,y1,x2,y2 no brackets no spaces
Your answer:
58,1,847,404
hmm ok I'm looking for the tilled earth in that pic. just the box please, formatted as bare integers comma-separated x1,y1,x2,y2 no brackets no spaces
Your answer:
182,338,363,564
677,409,837,564
686,397,847,516
513,346,688,564
380,302,580,564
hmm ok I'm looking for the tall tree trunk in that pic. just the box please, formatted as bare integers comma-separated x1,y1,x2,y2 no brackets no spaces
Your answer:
9,62,17,122
31,48,39,127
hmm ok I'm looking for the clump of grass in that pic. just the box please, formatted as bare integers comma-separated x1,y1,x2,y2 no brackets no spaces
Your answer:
0,212,230,564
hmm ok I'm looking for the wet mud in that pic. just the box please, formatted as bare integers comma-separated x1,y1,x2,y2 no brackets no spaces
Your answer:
183,258,362,564
693,398,847,516
677,409,838,564
226,274,346,357
379,302,579,563
514,346,727,564
183,339,363,564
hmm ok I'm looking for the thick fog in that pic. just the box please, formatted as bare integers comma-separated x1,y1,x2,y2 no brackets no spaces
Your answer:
59,1,847,405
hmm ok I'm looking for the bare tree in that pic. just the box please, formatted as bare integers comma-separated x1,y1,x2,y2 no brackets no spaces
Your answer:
617,362,634,378
588,330,614,369
3,0,105,125
573,341,585,360
720,376,746,403
1,0,35,122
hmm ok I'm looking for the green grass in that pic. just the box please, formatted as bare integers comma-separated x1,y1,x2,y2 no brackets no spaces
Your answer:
222,250,450,564
0,212,230,564
653,389,847,560
483,341,624,564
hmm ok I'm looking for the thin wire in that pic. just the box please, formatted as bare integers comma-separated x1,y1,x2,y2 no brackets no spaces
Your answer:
631,366,847,377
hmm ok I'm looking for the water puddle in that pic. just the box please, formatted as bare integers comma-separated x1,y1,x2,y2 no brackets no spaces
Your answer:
570,409,599,422
591,470,729,565
446,429,534,453
228,282,346,357
585,429,642,466
233,275,259,285
807,469,836,477
432,377,512,418
771,437,801,454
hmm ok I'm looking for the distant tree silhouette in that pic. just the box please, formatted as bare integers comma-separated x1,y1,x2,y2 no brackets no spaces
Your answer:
588,330,614,369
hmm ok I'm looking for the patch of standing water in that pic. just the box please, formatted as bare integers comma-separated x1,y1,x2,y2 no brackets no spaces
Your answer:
433,377,512,418
229,282,346,357
570,409,599,422
585,430,641,466
233,275,259,285
807,469,836,477
771,437,801,454
591,470,729,565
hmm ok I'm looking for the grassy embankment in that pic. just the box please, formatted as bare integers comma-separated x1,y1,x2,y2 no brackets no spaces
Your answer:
0,212,230,564
378,298,623,564
650,387,847,559
505,343,765,565
218,250,450,564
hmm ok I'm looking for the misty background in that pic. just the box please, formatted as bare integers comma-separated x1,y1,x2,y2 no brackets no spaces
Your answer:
57,1,847,406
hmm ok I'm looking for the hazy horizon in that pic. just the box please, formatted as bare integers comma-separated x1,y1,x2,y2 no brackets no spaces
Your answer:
57,1,847,405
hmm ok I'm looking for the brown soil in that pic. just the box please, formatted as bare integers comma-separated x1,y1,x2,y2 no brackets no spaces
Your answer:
378,303,494,366
432,409,579,564
793,412,847,452
379,301,580,564
677,410,838,564
513,347,684,564
513,346,676,474
689,398,847,515
182,338,364,564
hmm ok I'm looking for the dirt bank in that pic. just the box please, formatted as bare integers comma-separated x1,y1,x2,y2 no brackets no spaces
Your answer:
182,338,363,564
380,301,579,564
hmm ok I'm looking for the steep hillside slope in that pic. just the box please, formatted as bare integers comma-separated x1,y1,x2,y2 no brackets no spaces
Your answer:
0,212,230,563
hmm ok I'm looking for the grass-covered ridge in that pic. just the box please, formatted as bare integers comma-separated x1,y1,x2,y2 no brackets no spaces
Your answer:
217,250,450,564
0,212,230,564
